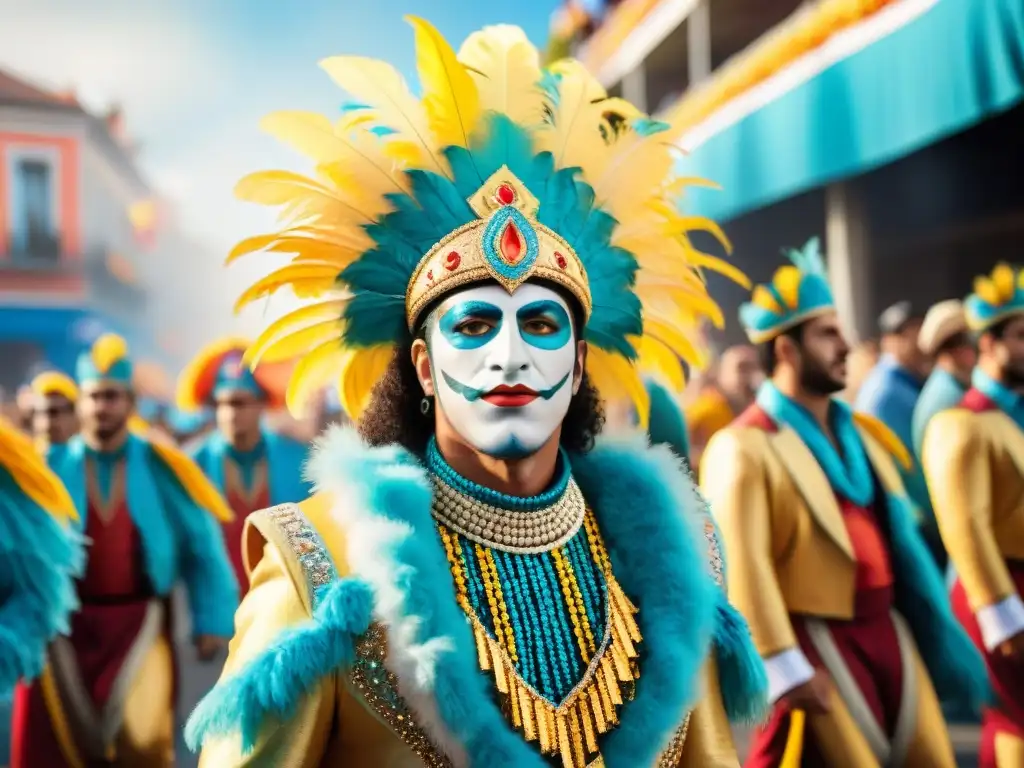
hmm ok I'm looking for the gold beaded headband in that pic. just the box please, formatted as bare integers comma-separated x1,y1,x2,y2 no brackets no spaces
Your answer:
405,167,592,329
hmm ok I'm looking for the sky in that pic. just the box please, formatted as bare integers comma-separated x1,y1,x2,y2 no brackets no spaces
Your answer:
0,0,559,337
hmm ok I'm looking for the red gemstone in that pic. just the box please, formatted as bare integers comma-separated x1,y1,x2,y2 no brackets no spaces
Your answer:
426,269,434,282
445,251,461,271
555,251,568,269
500,222,523,264
496,183,516,206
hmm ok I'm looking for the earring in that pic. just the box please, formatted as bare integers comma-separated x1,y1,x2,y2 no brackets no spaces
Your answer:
420,396,433,416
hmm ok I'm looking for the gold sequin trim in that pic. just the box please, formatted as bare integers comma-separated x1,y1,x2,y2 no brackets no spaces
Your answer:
349,624,452,767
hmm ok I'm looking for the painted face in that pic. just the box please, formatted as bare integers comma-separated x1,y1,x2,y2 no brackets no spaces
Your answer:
426,283,578,459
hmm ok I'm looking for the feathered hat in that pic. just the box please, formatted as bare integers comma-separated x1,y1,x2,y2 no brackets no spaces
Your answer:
230,18,748,423
964,263,1024,332
739,237,834,344
76,333,133,388
176,337,282,412
30,371,79,404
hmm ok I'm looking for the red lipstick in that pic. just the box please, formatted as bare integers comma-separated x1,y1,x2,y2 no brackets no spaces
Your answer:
482,384,539,407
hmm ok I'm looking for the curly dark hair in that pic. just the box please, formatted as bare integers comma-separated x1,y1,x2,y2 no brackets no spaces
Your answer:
357,344,605,456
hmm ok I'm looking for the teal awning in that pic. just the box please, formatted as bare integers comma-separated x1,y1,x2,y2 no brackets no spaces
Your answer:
680,0,1024,222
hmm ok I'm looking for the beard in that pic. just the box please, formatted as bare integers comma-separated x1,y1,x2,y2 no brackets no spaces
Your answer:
800,352,846,397
92,415,128,442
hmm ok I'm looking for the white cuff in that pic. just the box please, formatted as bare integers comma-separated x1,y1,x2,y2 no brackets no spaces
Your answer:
764,647,815,704
977,594,1024,652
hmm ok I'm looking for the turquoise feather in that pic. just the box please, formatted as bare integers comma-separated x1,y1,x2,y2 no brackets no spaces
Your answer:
0,466,84,689
335,107,646,356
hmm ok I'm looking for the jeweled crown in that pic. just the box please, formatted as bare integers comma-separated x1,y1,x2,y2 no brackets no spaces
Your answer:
405,167,591,329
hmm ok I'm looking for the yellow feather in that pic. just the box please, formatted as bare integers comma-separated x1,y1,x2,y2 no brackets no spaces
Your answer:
236,170,377,228
684,250,750,290
457,25,544,126
772,266,803,310
260,111,407,204
226,233,279,265
91,333,129,374
286,340,346,417
643,316,704,368
973,276,1000,307
752,285,784,315
318,55,447,175
664,176,722,196
31,372,78,402
149,441,233,523
586,346,649,429
0,418,78,523
245,300,350,367
247,319,345,366
406,16,481,149
175,336,250,411
535,59,607,169
233,263,340,313
340,344,394,420
992,263,1015,304
636,336,687,392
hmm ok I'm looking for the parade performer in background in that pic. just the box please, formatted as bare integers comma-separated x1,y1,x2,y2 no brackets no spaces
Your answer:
923,264,1024,767
9,333,239,768
28,371,79,460
178,337,311,592
684,344,760,471
0,416,84,765
911,299,975,573
186,18,765,766
701,239,987,767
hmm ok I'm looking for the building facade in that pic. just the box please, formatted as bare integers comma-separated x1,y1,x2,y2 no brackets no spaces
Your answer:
557,0,1024,347
0,69,169,396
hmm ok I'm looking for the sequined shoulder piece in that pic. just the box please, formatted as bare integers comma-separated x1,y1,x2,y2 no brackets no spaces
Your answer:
248,503,339,612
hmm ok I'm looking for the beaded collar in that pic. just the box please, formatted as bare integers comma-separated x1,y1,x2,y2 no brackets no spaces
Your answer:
425,438,585,554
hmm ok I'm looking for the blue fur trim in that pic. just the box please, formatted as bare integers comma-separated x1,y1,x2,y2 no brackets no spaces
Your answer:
886,492,992,712
192,429,311,506
185,577,373,753
713,594,769,723
309,428,547,765
53,434,239,638
0,466,84,689
571,438,717,764
188,427,725,763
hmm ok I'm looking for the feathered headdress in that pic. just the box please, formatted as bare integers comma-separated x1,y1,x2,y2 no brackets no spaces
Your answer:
965,263,1024,332
176,337,283,412
739,237,834,344
230,18,747,423
30,371,79,403
76,333,133,387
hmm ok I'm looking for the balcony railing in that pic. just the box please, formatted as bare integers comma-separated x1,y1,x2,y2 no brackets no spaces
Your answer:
3,231,66,269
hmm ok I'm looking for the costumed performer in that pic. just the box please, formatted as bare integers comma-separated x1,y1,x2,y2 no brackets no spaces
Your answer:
186,18,765,767
701,238,988,767
922,264,1024,767
9,333,239,768
0,416,83,765
28,371,79,461
178,337,311,592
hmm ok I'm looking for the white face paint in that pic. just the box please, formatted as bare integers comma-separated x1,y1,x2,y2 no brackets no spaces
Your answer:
425,283,578,459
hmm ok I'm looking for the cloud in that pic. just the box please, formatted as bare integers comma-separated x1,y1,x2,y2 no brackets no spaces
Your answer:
0,0,225,129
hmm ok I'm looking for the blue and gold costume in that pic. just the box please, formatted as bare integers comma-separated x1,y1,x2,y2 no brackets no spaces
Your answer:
187,19,764,767
9,334,238,768
0,416,84,763
704,241,986,767
178,337,310,591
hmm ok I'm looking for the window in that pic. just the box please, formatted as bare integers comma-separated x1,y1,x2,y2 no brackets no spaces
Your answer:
10,156,59,262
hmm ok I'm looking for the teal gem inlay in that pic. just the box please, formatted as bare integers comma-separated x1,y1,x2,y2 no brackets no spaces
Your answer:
483,205,539,282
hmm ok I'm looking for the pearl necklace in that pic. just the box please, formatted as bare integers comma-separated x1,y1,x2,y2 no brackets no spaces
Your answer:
428,472,586,554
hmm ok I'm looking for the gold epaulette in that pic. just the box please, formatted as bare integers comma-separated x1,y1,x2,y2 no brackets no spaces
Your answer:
852,412,913,471
246,503,339,614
